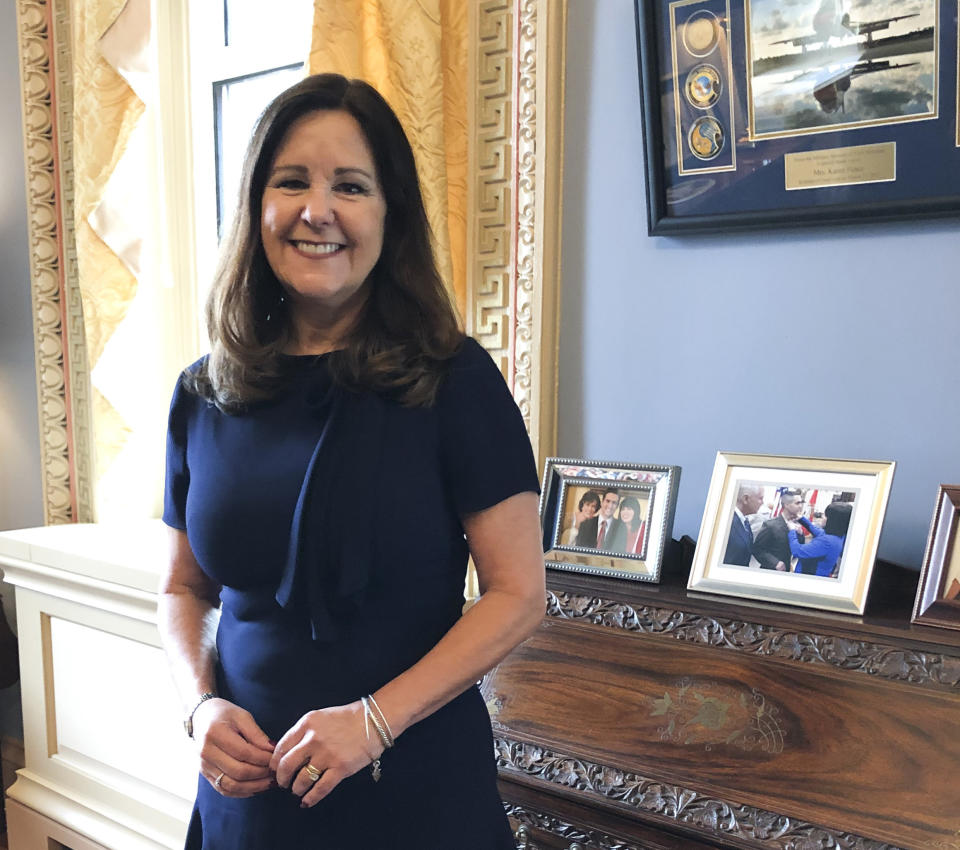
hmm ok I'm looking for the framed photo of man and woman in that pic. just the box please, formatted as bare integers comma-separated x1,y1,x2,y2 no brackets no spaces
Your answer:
688,452,895,613
539,458,681,582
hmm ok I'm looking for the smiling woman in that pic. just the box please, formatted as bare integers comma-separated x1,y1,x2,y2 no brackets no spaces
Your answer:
159,72,547,850
259,110,387,353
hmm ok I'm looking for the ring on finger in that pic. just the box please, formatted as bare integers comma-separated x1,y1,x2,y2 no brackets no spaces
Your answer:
214,772,225,790
304,763,322,783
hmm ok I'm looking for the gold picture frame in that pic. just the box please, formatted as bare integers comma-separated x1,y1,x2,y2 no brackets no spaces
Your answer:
688,451,895,614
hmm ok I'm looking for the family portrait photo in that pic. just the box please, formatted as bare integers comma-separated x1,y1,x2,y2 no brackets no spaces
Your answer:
539,458,680,583
557,484,651,559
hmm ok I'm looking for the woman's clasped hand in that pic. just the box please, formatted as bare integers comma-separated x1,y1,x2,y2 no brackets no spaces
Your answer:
269,701,383,807
196,697,385,808
191,697,275,798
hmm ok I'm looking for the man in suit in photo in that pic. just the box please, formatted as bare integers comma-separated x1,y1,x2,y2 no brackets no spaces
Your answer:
752,489,805,571
576,488,626,551
724,484,764,566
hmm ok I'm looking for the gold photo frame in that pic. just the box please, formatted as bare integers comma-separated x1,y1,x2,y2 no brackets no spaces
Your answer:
688,451,895,614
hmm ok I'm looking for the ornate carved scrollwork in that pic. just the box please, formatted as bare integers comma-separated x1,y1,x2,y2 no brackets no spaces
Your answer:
16,0,94,525
506,801,640,850
497,737,904,850
546,591,960,692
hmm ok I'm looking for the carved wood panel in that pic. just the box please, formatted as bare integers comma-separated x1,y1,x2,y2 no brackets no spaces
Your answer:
486,614,959,849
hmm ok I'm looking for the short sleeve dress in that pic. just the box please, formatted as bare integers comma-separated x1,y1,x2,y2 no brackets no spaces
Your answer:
163,337,539,850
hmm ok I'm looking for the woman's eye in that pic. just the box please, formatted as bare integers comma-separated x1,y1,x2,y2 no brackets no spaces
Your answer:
336,182,369,195
275,178,308,190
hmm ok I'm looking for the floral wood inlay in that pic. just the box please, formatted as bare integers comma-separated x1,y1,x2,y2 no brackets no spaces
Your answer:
546,591,960,692
496,736,905,850
651,678,785,754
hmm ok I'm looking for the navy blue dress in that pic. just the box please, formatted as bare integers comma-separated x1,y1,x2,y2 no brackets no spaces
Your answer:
163,338,539,849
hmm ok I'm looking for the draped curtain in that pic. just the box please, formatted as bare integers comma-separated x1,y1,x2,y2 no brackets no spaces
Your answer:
309,0,468,316
72,0,158,520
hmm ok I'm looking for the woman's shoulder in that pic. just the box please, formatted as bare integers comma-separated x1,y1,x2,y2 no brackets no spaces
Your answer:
446,336,499,375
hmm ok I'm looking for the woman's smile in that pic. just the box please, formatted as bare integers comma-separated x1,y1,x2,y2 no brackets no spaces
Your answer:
260,109,387,322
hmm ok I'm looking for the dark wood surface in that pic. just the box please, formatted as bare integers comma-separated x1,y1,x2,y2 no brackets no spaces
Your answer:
491,546,960,850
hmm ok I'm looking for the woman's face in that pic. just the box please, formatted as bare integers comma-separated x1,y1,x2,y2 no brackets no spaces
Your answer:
260,109,387,321
620,505,635,524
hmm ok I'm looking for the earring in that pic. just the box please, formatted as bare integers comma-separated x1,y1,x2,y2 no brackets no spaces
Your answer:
266,292,285,323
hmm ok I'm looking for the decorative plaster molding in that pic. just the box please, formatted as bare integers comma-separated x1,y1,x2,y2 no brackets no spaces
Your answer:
497,736,904,850
470,0,515,366
546,591,960,692
468,0,562,465
16,0,94,525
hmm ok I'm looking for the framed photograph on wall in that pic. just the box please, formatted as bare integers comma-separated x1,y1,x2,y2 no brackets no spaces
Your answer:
539,458,680,583
688,452,895,613
912,485,960,630
634,0,960,234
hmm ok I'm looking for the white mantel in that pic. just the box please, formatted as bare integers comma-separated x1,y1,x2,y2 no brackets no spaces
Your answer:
0,521,195,849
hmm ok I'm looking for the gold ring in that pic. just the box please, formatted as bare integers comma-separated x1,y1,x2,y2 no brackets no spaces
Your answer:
304,763,322,782
214,772,225,789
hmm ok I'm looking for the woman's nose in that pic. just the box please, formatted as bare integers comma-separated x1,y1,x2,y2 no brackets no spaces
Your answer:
300,189,335,226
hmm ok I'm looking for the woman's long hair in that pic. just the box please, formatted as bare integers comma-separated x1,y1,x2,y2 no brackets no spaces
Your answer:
618,496,643,530
189,74,463,412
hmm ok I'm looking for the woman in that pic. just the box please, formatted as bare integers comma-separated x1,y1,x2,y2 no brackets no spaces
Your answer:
561,490,600,545
159,74,545,849
789,501,852,578
617,496,646,556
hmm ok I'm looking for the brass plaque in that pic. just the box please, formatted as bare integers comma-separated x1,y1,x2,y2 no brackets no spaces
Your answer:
784,142,896,191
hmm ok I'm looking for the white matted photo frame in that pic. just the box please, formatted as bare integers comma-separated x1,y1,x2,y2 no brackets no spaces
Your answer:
539,457,681,582
911,485,960,630
688,452,895,614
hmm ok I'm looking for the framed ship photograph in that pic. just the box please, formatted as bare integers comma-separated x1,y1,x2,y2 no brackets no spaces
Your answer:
539,457,680,583
635,0,960,233
688,452,895,613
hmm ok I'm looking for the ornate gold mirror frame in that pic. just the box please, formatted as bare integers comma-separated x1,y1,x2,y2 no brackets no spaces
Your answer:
16,0,565,525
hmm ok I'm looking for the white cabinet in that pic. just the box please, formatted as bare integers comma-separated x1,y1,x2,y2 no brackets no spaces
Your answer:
0,522,194,849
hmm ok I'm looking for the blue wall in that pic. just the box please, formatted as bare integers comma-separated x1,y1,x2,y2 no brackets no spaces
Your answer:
558,0,960,568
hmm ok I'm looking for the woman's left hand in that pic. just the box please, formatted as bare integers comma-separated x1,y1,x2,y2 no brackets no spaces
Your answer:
270,701,383,807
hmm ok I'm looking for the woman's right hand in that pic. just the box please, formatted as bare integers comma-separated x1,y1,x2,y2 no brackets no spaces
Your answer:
193,697,276,798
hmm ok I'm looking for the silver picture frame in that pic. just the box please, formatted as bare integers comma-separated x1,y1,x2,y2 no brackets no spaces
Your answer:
539,457,681,583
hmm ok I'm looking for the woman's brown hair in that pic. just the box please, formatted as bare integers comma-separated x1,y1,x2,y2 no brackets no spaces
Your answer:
189,73,463,411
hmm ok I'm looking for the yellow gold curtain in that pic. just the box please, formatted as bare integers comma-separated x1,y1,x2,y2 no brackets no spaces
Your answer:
72,0,150,517
308,0,468,316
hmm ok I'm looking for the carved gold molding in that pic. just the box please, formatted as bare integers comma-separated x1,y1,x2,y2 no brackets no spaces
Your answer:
468,0,564,468
15,0,94,525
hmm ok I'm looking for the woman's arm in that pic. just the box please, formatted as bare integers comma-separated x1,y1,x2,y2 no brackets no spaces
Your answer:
272,490,545,805
788,528,831,559
158,528,274,797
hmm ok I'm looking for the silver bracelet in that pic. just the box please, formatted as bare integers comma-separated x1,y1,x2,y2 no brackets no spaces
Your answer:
361,695,394,749
183,692,217,738
366,694,395,745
